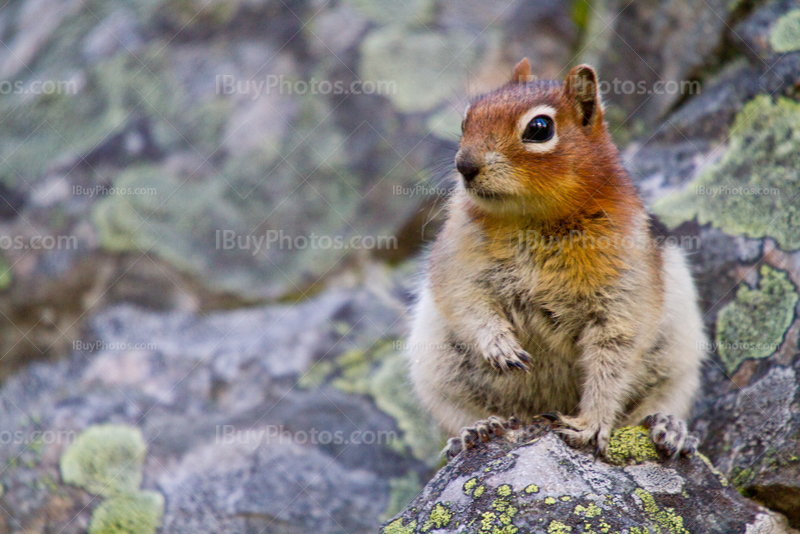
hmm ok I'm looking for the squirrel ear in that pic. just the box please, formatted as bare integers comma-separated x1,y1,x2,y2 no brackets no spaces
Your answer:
511,58,532,83
564,64,602,127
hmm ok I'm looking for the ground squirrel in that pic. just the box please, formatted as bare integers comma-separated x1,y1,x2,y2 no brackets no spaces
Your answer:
407,59,706,460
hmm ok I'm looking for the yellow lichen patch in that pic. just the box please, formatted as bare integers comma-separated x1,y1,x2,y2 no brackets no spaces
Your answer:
548,520,573,533
607,426,659,465
382,518,417,534
481,499,520,534
421,502,453,532
474,485,486,498
545,497,557,505
524,484,539,494
88,492,164,534
464,477,478,494
560,496,571,501
634,488,689,534
497,485,513,497
574,503,602,518
481,511,497,531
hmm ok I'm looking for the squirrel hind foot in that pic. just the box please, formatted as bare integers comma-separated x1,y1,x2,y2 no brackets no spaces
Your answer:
443,416,522,461
644,413,699,457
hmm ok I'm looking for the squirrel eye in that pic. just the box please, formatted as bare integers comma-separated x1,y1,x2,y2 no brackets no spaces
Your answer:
522,115,555,143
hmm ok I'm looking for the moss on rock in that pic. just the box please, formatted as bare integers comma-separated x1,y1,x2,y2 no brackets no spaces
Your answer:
606,426,659,466
715,265,798,374
770,10,800,53
654,95,800,250
60,425,147,497
88,491,165,534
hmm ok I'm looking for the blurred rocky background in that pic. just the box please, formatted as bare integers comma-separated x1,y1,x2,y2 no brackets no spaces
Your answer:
1,0,800,532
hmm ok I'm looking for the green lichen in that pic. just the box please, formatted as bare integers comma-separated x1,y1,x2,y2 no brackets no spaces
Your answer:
60,425,146,496
481,511,497,531
496,484,512,497
715,265,798,374
524,484,539,494
560,496,571,502
653,95,800,250
544,497,557,505
731,466,755,488
382,518,417,534
548,520,573,533
606,426,659,465
61,425,164,534
464,478,478,494
383,472,423,520
574,503,602,518
421,502,453,532
634,488,688,534
770,10,800,53
480,493,519,534
88,491,164,534
474,485,486,498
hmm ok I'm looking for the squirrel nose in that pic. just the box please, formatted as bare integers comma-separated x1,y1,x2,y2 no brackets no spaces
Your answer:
456,153,482,183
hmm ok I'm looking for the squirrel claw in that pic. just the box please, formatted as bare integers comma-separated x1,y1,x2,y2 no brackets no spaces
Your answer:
645,413,699,458
442,416,519,461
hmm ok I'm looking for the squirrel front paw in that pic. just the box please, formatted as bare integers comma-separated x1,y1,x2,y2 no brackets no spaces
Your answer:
443,416,521,461
556,414,611,458
481,333,532,372
644,413,699,457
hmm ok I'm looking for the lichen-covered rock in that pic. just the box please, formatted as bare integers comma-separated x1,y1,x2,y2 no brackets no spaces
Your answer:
584,0,736,125
359,25,490,113
381,422,793,533
0,0,577,376
0,278,440,534
733,1,800,58
628,58,800,532
654,96,800,250
698,362,800,527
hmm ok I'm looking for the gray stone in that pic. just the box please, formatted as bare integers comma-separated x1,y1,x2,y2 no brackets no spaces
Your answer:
381,422,793,533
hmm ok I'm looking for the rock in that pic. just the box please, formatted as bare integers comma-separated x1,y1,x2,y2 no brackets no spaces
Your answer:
628,52,800,530
381,421,793,533
654,95,800,249
0,278,441,533
343,0,436,26
585,0,739,125
82,8,144,63
733,0,800,58
359,25,491,113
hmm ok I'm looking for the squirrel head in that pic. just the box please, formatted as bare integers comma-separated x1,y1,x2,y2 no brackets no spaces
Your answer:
456,59,631,221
